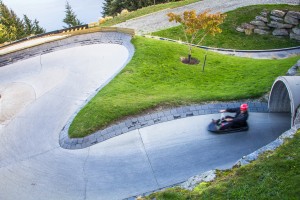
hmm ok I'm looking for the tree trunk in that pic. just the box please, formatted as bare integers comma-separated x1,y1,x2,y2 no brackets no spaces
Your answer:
188,44,192,63
188,54,191,63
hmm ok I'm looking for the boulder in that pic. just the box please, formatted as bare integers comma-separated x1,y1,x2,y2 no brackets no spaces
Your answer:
284,15,299,25
181,170,216,190
290,33,300,40
250,20,266,26
241,23,255,30
286,65,298,76
270,16,284,22
254,29,270,35
270,10,286,18
292,27,300,35
296,60,300,67
267,21,293,29
245,28,253,35
236,26,245,33
272,29,289,36
286,11,300,19
255,16,268,23
257,25,270,30
260,10,269,17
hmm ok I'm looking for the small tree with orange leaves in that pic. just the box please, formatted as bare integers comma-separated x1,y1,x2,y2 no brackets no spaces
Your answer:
167,10,226,64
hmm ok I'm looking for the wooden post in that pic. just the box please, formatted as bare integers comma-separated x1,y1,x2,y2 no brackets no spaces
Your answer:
202,54,207,72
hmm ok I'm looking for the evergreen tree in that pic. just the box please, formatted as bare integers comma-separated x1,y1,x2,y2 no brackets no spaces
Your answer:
0,1,45,43
33,19,45,34
101,0,178,17
101,0,112,17
0,0,24,41
23,14,33,35
63,1,83,28
23,15,45,35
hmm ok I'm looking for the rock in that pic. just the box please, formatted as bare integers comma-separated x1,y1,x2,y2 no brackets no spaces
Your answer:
296,60,300,67
284,15,299,25
245,28,253,35
270,16,284,22
260,10,269,17
241,23,255,30
272,29,289,36
286,65,298,76
290,32,300,40
267,21,293,29
271,10,286,18
180,170,216,190
254,29,270,35
236,26,245,33
257,25,270,30
250,20,266,26
292,27,300,35
255,16,268,23
286,11,300,19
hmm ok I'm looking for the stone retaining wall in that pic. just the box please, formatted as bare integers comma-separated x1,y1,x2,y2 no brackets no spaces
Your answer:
236,9,300,40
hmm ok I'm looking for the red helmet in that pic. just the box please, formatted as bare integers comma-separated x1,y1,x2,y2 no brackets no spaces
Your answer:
240,104,248,111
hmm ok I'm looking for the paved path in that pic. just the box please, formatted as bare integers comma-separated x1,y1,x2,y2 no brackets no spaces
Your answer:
1,1,298,198
0,33,293,199
115,0,300,35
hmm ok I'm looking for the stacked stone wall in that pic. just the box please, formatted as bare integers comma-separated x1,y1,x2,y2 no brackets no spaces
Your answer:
236,9,300,41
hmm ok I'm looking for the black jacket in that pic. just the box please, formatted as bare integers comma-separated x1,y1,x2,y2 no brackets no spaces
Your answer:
226,107,249,124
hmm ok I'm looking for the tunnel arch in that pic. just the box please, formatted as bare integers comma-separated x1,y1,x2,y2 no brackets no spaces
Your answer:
269,76,300,127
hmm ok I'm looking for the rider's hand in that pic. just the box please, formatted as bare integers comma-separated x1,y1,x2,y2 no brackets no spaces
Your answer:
219,109,226,113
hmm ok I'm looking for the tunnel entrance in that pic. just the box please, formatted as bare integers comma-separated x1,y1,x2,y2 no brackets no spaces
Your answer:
269,80,291,113
269,76,300,127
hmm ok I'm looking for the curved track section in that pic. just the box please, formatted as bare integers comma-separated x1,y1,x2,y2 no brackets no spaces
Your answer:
269,76,300,126
0,32,294,199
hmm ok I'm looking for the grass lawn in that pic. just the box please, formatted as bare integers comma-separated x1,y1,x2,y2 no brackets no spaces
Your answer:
145,130,300,200
101,0,200,27
68,36,300,138
152,4,300,50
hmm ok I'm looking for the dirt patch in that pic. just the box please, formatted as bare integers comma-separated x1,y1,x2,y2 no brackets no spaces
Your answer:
180,57,200,65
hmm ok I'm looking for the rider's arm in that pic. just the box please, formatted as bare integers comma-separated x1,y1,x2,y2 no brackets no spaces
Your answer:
220,107,239,113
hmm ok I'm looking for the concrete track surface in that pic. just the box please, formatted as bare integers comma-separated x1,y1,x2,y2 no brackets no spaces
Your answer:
0,40,292,199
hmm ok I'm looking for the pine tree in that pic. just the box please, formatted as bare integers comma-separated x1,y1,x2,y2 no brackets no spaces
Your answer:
0,0,24,41
0,1,45,43
101,0,176,17
102,0,112,17
63,1,83,28
23,14,33,35
23,15,45,35
33,19,45,34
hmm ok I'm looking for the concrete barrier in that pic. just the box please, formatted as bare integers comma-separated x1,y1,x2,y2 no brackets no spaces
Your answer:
269,76,300,126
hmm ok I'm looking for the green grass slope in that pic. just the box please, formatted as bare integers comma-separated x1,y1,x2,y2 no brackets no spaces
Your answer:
152,4,300,50
69,36,299,138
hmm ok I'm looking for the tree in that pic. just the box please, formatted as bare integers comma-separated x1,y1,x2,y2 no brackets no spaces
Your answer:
167,10,226,63
63,1,83,28
101,0,177,17
32,19,45,34
23,15,45,35
0,0,24,41
23,14,33,35
0,1,45,43
0,23,17,42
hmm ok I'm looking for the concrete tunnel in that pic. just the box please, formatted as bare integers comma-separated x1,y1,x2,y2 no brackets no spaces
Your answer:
269,76,300,127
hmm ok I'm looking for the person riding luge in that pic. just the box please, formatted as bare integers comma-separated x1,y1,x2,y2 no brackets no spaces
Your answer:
213,104,249,130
